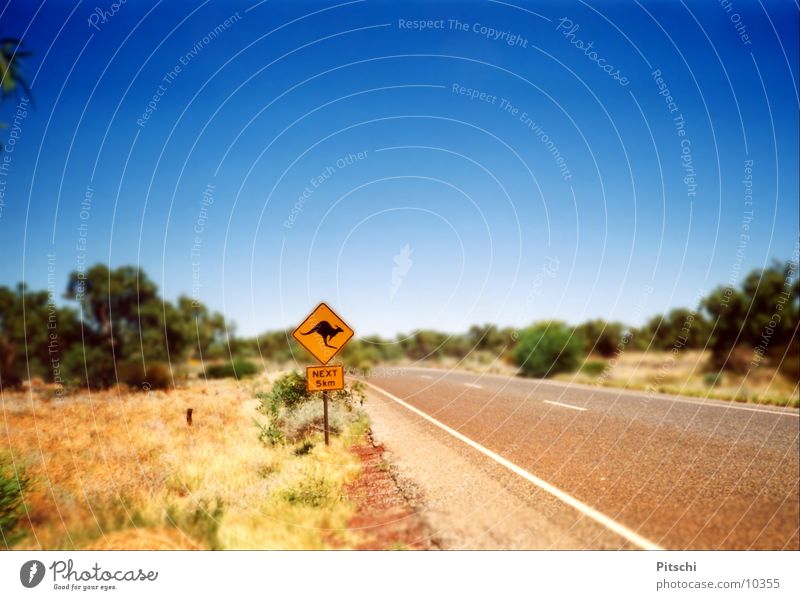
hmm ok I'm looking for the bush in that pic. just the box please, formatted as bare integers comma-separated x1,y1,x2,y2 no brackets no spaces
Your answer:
256,371,366,445
205,358,259,379
61,347,174,391
724,346,754,375
774,342,800,382
62,344,118,389
263,371,312,411
580,360,606,377
145,362,173,390
0,457,30,547
513,322,584,378
166,498,224,550
282,476,335,507
118,360,172,390
294,441,314,456
575,320,625,357
281,401,352,441
703,372,723,388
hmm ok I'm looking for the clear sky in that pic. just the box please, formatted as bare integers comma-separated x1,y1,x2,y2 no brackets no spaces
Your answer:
0,0,797,337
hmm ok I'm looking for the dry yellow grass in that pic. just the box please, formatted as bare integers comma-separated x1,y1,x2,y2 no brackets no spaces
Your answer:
556,350,798,407
1,375,366,550
409,349,797,407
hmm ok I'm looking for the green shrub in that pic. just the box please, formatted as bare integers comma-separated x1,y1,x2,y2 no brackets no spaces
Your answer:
145,362,174,390
262,371,312,411
119,360,172,390
166,498,224,550
282,477,335,507
254,408,285,446
512,322,584,378
703,372,723,387
0,457,30,547
575,320,625,357
62,344,118,389
294,441,314,456
256,372,366,445
205,358,259,379
580,360,607,377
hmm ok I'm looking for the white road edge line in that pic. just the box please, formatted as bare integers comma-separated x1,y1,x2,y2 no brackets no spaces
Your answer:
464,383,483,389
363,380,663,550
544,400,587,412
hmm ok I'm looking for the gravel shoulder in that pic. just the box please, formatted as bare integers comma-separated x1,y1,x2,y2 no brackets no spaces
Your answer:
365,387,635,550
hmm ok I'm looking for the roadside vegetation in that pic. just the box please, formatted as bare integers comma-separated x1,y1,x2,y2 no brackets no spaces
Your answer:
0,372,369,549
0,260,797,406
0,265,240,391
0,455,29,547
251,261,798,407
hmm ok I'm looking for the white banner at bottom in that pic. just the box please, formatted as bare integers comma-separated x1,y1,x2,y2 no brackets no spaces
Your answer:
1,550,798,599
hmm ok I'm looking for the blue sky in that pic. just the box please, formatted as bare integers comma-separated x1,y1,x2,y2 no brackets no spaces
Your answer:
0,0,797,337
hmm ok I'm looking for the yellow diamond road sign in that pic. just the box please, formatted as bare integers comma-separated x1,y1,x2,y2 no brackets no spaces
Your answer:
292,302,354,365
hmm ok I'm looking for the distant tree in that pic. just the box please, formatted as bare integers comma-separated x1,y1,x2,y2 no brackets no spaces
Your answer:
61,344,118,389
574,319,625,357
703,261,799,370
174,295,229,360
63,264,194,388
466,324,501,352
252,329,297,363
512,321,584,378
66,265,154,339
0,284,79,388
361,335,404,362
739,261,799,349
398,330,450,360
638,308,710,352
464,323,515,357
339,335,404,371
666,308,709,349
441,334,471,358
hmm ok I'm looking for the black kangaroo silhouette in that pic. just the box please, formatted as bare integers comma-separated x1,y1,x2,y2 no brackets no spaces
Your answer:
301,320,343,349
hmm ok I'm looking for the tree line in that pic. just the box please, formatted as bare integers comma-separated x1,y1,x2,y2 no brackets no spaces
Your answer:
247,260,798,380
0,265,231,390
0,260,796,391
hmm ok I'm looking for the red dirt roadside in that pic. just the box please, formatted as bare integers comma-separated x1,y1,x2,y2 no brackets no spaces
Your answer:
344,433,436,550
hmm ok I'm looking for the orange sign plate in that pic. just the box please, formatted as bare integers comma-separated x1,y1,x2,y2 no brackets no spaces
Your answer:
306,365,344,392
292,302,354,365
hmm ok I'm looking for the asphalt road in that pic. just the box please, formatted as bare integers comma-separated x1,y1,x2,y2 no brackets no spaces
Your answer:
363,367,800,550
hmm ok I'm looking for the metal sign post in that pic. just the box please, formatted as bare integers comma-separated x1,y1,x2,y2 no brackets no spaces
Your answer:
322,390,329,446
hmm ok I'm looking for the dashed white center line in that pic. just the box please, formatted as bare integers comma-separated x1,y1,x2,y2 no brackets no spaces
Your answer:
464,383,483,389
419,375,433,380
543,400,587,412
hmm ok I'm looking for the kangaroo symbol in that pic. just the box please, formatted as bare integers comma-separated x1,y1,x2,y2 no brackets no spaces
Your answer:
301,320,343,349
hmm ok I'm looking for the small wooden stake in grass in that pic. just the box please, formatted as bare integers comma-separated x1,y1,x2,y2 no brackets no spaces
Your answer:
186,408,193,426
322,390,329,446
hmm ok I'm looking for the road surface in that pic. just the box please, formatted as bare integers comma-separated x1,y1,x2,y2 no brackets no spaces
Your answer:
362,367,799,550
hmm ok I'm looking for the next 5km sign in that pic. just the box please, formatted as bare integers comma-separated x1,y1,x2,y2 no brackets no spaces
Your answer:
306,365,344,392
